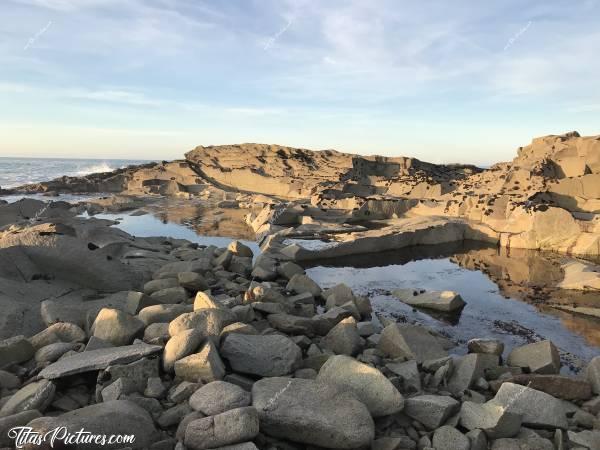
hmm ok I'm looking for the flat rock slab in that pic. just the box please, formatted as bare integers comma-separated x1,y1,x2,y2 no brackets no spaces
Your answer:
252,377,374,449
39,343,162,379
404,395,460,430
494,374,592,401
492,382,568,429
460,401,522,439
392,289,466,312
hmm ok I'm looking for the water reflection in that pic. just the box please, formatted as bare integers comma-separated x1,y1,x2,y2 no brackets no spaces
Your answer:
80,199,258,254
305,242,600,371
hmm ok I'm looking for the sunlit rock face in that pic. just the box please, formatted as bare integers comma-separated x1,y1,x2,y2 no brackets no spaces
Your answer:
241,132,600,257
185,143,355,199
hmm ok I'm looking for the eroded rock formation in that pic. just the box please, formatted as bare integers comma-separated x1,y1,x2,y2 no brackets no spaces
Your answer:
242,132,600,258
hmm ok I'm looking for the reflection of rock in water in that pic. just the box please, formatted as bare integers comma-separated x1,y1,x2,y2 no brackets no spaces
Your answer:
306,241,600,368
451,246,600,348
144,198,256,241
408,307,463,326
451,246,563,289
545,308,600,347
303,240,493,269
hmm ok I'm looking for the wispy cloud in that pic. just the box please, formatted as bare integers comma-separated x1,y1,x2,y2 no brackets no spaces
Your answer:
1,0,598,161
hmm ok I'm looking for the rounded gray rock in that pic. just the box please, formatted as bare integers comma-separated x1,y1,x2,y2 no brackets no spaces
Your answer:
432,426,470,450
185,407,259,450
189,381,251,416
252,377,374,448
221,333,301,377
317,355,404,417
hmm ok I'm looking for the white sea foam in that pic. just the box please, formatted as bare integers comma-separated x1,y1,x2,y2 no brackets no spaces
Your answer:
0,157,148,189
75,162,115,176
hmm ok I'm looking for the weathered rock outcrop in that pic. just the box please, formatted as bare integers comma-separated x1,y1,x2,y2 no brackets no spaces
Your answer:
185,143,354,198
239,132,600,259
10,160,205,198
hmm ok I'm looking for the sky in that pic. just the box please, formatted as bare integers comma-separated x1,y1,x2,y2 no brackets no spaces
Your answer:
0,0,599,165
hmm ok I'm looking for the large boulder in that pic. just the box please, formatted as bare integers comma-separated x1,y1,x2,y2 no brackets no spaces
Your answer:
174,341,225,383
447,353,498,394
29,322,86,350
497,374,592,401
91,308,145,346
185,407,259,450
35,342,79,364
27,400,159,449
189,381,251,416
221,333,301,377
317,355,404,417
267,313,318,336
403,395,460,430
506,340,560,374
460,401,522,439
432,426,470,450
163,329,203,372
178,272,209,291
320,317,363,356
377,323,447,362
252,377,374,448
492,382,568,429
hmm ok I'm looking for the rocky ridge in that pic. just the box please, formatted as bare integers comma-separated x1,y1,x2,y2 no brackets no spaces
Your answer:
5,134,600,258
240,132,600,260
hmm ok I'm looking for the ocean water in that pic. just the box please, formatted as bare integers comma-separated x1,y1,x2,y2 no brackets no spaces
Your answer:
0,157,150,189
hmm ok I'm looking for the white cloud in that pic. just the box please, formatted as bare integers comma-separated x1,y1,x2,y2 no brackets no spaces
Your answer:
1,0,598,161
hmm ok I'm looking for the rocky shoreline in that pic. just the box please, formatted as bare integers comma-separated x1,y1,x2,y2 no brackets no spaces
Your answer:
1,132,599,449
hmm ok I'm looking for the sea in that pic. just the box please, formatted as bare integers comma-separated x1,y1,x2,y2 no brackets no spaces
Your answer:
0,157,150,189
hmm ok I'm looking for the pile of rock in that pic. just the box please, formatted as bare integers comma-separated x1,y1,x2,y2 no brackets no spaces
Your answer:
0,239,599,449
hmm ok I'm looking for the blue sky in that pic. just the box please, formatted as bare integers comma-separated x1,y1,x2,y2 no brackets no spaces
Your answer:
0,0,598,164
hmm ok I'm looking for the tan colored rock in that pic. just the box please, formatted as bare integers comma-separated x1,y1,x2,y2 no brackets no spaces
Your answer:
174,341,225,383
317,355,404,417
91,308,145,347
163,329,203,372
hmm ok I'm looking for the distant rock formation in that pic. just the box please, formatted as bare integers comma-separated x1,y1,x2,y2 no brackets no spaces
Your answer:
6,132,600,256
11,161,205,198
242,132,600,258
185,143,354,198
